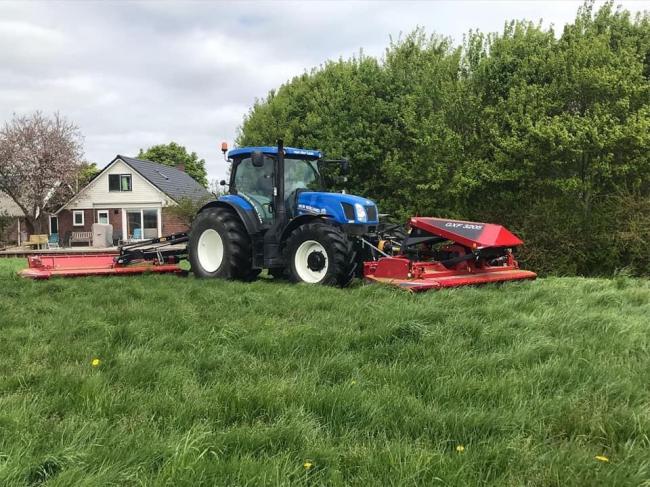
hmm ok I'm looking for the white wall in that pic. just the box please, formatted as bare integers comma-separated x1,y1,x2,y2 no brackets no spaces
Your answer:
64,159,175,209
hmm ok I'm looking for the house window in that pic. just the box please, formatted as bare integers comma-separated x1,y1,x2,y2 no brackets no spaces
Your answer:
97,210,109,225
73,210,84,226
109,174,132,192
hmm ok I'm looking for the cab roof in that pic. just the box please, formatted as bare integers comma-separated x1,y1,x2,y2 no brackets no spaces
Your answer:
228,146,322,159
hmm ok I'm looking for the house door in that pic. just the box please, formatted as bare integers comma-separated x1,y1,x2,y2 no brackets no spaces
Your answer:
49,216,58,235
127,210,143,239
126,209,159,240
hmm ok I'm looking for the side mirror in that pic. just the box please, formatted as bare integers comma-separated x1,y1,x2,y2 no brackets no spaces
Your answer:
340,159,350,175
219,180,227,186
251,151,265,168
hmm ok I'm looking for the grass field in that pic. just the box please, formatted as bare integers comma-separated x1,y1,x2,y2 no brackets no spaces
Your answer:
1,258,649,486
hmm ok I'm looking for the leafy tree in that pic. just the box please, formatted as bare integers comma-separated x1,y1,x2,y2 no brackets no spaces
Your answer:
0,112,84,233
74,162,100,191
138,142,208,187
464,3,650,274
163,195,213,226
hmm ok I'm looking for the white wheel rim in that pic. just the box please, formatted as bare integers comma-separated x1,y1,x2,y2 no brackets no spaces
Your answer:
197,228,224,273
294,240,328,283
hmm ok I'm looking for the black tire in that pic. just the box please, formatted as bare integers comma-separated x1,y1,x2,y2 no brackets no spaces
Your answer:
268,267,286,280
284,221,357,287
246,269,262,281
189,207,255,280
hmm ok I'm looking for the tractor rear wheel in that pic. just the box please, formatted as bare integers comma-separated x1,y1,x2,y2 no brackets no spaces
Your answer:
284,221,357,287
189,207,255,280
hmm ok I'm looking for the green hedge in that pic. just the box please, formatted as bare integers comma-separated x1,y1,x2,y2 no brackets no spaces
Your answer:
238,2,650,276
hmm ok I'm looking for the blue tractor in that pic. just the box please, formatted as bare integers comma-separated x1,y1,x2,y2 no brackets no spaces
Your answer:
188,140,379,286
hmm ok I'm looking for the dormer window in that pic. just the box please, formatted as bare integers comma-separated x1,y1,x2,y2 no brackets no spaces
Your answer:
109,174,132,192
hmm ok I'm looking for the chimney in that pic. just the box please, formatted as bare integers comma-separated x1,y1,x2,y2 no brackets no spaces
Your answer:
175,163,185,173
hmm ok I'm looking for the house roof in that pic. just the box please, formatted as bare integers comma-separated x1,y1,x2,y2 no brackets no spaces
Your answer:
56,155,212,214
116,155,211,202
0,191,24,217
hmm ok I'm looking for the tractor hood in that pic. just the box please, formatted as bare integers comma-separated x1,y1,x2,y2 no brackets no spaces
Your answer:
296,192,378,225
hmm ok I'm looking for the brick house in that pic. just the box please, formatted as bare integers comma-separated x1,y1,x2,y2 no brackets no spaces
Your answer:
55,155,211,245
0,190,26,246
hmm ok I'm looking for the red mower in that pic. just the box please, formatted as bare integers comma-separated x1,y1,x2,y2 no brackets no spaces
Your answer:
19,217,535,291
362,217,536,291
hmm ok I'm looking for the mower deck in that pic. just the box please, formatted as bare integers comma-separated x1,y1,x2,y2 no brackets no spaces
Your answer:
364,258,536,291
363,217,536,291
20,254,183,280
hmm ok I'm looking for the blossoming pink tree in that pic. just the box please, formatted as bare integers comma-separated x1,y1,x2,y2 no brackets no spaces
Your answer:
0,112,84,233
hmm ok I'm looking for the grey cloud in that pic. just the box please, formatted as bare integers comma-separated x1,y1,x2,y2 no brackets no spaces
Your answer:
1,1,647,181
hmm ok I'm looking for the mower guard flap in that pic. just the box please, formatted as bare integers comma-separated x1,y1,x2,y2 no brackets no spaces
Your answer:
408,217,524,249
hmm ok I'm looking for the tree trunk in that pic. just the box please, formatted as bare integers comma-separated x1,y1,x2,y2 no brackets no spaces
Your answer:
24,217,37,235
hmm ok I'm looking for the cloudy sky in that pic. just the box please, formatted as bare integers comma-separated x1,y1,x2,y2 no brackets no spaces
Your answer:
1,1,648,181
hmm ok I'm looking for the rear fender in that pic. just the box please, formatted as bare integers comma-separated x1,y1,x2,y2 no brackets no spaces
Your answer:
197,200,261,236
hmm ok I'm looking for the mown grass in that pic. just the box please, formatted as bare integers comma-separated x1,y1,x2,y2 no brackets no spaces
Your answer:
0,258,649,486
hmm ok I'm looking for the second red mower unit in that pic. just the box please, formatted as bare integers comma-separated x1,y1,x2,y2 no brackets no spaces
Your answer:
19,233,188,280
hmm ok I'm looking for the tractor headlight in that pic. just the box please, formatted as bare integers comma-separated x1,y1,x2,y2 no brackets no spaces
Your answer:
354,203,367,222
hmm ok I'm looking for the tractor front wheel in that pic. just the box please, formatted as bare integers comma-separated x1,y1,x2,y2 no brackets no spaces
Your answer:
189,207,255,280
284,222,357,287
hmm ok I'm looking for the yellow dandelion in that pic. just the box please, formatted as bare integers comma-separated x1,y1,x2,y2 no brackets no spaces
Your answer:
303,461,314,470
91,358,101,367
595,455,609,463
456,445,465,453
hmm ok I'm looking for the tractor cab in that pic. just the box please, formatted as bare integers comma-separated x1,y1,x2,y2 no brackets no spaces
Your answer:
224,145,377,230
227,146,325,223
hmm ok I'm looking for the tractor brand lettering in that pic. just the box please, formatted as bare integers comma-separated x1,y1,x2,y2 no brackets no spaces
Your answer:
444,222,484,230
239,194,264,223
298,204,327,215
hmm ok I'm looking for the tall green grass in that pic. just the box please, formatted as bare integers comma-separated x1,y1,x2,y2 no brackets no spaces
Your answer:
0,258,649,485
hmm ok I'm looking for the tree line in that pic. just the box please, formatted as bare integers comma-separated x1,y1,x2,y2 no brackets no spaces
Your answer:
237,2,650,276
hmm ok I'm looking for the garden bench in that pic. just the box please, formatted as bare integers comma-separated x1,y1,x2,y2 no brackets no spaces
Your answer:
26,234,48,250
69,231,92,246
